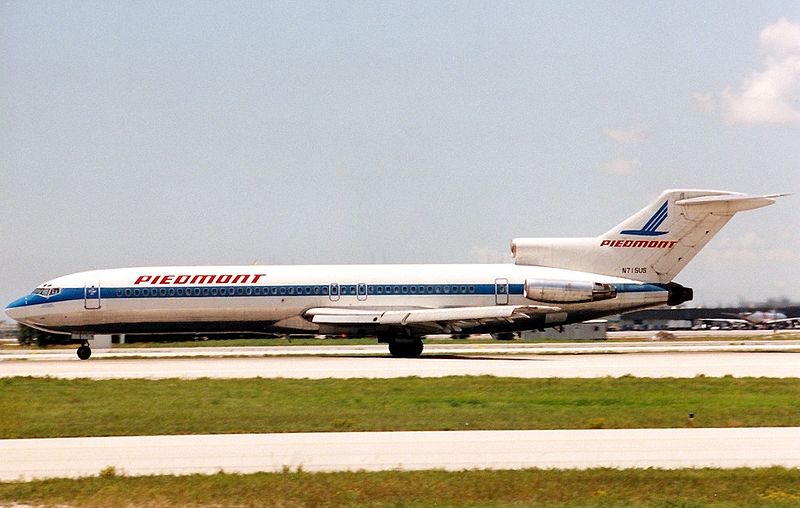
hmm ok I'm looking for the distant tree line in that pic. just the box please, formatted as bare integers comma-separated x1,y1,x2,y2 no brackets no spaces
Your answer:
16,324,72,347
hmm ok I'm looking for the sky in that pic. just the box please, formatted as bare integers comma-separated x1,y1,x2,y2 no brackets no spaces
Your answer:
2,1,800,309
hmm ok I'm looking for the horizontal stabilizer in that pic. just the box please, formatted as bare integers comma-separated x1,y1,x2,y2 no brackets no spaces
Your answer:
675,193,789,212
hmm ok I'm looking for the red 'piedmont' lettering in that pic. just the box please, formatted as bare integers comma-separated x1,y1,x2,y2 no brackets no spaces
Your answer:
133,274,268,285
600,240,678,249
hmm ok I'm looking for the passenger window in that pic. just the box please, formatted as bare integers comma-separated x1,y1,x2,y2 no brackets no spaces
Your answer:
125,289,132,296
402,286,408,294
177,288,183,296
116,289,123,296
460,286,467,293
194,288,201,296
211,288,218,296
160,288,167,296
468,286,475,293
410,286,416,294
134,289,140,296
314,287,320,295
169,289,175,296
237,288,244,295
322,287,328,295
203,288,209,296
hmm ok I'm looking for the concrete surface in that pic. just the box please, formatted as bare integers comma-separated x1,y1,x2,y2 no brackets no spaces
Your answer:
2,427,799,480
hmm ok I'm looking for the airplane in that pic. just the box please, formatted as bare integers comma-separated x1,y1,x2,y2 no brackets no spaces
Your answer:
694,311,800,330
5,189,786,359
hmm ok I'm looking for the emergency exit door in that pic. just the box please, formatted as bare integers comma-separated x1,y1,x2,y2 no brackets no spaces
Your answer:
495,278,509,305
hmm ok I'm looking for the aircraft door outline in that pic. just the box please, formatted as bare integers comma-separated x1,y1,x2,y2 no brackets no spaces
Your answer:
495,278,509,305
84,283,101,309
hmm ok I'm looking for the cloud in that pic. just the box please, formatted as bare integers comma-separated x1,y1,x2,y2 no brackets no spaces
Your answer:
691,92,717,113
604,158,640,175
603,127,648,143
722,17,800,125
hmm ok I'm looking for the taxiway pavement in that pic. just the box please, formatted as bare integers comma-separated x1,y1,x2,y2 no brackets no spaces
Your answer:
2,337,799,361
0,350,798,379
2,427,799,480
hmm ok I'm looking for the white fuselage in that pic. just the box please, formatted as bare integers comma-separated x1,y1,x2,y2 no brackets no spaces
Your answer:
6,263,669,337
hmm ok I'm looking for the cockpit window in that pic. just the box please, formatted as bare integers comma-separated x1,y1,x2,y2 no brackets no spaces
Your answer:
32,287,60,297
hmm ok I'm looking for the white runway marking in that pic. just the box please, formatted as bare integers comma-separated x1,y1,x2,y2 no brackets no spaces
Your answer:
2,427,799,480
0,351,798,379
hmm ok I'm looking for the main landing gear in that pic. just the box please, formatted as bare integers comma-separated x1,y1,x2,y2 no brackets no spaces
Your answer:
388,338,424,358
77,342,92,360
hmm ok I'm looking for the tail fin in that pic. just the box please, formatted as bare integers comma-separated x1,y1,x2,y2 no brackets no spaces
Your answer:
512,189,786,283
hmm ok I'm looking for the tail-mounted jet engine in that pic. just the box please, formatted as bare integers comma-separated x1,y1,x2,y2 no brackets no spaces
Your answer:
524,279,617,304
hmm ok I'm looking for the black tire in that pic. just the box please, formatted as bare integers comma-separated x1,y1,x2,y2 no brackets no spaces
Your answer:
388,339,424,358
77,345,92,360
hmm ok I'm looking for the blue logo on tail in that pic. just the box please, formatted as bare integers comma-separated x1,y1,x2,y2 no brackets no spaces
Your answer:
621,200,669,236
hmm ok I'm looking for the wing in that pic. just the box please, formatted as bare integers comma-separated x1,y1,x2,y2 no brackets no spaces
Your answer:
701,318,749,324
305,305,561,333
763,317,800,327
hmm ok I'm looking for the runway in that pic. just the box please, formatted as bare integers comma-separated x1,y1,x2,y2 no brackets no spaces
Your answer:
1,350,798,379
2,337,800,361
2,427,799,480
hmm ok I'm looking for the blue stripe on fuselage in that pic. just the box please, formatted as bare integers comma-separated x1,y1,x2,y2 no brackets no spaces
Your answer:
7,282,668,308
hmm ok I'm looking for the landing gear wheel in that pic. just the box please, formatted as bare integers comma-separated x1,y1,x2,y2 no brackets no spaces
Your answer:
388,339,424,358
77,345,92,360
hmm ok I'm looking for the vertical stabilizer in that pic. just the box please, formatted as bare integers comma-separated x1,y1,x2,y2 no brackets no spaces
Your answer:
512,189,784,282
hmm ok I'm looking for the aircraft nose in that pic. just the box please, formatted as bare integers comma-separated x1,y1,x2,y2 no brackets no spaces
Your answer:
5,296,30,322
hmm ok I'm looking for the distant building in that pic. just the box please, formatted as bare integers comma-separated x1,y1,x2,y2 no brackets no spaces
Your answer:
521,320,607,340
620,306,800,330
0,321,18,342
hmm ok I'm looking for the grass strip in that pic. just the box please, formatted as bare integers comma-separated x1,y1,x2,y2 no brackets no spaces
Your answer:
2,376,800,438
2,467,800,507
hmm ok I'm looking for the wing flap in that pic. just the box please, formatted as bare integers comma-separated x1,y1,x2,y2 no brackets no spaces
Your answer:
306,305,561,326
